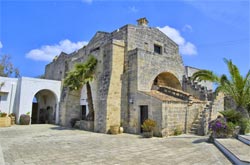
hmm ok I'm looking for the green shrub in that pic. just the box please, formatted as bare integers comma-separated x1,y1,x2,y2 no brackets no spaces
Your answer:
220,109,242,124
141,119,156,132
226,122,236,135
173,126,182,136
239,118,250,134
0,112,7,117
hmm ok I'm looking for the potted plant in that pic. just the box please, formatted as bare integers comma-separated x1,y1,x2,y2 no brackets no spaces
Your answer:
110,125,120,134
141,119,156,138
0,112,7,117
9,113,16,125
19,112,31,125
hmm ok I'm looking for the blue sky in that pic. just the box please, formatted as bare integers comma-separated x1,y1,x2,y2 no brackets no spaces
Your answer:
0,0,249,78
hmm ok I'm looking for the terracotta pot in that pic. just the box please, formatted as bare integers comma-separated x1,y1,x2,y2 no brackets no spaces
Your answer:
20,115,30,125
142,131,153,138
0,117,11,127
110,125,119,134
10,116,15,125
119,127,124,134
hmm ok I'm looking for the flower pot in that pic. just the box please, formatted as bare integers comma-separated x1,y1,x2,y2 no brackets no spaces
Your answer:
110,125,119,134
10,116,15,125
142,131,153,138
20,115,30,125
119,127,124,134
0,117,11,127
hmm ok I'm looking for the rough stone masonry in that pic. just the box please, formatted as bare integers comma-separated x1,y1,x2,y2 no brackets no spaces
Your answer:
45,18,223,136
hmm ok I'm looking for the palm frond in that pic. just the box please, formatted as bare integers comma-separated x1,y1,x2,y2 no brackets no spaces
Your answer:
63,55,97,91
192,70,220,83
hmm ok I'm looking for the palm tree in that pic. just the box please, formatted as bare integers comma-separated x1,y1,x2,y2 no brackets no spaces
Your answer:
64,55,98,121
192,58,250,118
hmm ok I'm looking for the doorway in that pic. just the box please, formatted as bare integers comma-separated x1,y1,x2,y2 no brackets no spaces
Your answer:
31,89,57,124
140,105,148,132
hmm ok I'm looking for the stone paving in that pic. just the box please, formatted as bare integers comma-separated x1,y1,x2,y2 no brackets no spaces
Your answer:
0,125,231,165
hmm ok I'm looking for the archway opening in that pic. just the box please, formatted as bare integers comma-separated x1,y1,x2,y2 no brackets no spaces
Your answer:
31,89,57,124
152,72,182,90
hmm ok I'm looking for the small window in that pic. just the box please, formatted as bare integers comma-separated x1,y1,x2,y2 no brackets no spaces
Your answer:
144,42,148,51
154,44,162,54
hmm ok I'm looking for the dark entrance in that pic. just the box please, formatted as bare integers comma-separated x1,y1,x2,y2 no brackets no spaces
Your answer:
140,105,148,132
81,105,87,120
31,103,38,124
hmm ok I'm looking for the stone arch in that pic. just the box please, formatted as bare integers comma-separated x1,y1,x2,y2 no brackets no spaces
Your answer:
31,89,58,124
152,72,182,90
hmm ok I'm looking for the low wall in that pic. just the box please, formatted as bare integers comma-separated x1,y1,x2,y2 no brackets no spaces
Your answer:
79,120,94,131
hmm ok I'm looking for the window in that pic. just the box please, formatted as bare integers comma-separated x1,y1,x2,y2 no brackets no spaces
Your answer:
154,44,162,54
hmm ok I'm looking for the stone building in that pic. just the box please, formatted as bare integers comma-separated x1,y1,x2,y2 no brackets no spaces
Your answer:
45,18,223,136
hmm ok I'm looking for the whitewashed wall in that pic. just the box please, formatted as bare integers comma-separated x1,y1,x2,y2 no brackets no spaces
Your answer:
0,76,61,124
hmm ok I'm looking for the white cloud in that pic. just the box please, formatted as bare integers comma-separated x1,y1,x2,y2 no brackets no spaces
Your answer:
180,42,197,55
26,39,88,61
157,25,197,55
81,0,93,4
0,41,2,49
128,6,139,13
182,24,193,32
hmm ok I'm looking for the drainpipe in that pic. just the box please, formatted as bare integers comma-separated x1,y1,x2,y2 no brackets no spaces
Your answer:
8,83,14,114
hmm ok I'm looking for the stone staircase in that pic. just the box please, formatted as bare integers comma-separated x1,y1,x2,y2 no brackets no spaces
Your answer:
182,76,213,101
214,135,250,164
156,85,215,136
189,102,212,135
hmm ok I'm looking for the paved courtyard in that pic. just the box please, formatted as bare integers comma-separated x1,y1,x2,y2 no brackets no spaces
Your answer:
0,125,231,165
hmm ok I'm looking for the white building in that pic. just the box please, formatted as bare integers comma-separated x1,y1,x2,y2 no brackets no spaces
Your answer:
0,77,61,124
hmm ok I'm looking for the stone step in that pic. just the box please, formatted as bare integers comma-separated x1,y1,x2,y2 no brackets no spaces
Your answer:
190,127,198,131
238,135,250,146
191,123,199,128
214,138,250,165
188,130,196,134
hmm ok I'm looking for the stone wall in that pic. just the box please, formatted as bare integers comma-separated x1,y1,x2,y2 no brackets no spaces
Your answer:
163,101,206,136
136,49,184,91
211,92,225,119
126,25,185,89
59,89,81,127
105,40,125,132
131,92,163,135
45,52,68,81
185,66,213,91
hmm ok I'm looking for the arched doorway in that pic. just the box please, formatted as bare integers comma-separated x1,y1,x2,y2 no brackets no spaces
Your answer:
152,72,182,90
31,89,57,124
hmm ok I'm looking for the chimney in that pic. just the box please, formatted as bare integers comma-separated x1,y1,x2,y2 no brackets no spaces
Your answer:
137,17,149,26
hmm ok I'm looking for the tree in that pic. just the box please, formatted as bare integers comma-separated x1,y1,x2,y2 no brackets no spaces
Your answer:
64,55,97,121
192,58,250,118
0,54,20,77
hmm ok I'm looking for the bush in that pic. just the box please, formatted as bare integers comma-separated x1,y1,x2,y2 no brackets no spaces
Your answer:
226,122,236,135
0,112,7,117
239,118,250,134
220,109,242,124
141,119,156,132
220,109,250,134
9,113,15,117
173,126,182,136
